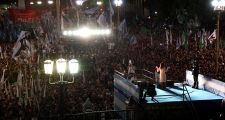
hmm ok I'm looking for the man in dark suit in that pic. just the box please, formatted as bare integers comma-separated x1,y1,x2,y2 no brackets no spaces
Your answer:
192,60,199,89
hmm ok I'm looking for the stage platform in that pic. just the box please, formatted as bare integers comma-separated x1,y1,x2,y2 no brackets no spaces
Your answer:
146,83,223,104
127,83,223,120
114,72,224,120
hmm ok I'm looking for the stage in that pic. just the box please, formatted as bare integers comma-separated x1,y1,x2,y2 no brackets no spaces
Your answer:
146,83,223,104
119,83,223,120
114,72,224,120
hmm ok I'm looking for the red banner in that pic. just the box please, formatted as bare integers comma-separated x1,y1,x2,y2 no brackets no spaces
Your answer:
8,8,40,23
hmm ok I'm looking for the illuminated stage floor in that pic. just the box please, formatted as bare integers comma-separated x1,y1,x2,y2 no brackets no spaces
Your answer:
140,83,224,120
146,83,223,104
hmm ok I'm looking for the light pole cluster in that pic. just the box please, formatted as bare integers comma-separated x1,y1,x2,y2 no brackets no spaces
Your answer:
44,57,79,84
29,0,54,5
211,0,225,74
44,56,79,120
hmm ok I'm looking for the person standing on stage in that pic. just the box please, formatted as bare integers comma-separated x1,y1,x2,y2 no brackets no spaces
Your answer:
192,59,199,89
127,60,136,79
156,62,169,89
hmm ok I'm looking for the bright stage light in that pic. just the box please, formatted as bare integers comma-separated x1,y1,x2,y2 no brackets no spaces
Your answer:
48,0,54,4
30,1,34,5
37,1,42,5
97,1,102,5
63,27,111,38
76,0,83,6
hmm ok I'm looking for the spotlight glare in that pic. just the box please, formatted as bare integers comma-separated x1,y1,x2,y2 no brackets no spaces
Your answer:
37,1,42,5
63,31,68,36
212,0,219,7
76,0,83,6
30,1,34,5
48,0,54,4
68,31,72,35
63,27,111,37
97,1,102,5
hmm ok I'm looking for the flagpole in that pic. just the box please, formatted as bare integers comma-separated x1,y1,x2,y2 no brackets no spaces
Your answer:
216,11,220,74
117,6,120,27
56,0,61,38
114,0,123,41
211,0,225,74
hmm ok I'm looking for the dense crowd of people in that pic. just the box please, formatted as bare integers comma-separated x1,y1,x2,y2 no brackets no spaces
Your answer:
1,3,225,120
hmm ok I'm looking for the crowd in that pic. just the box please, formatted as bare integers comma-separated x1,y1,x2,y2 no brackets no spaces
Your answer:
1,3,225,120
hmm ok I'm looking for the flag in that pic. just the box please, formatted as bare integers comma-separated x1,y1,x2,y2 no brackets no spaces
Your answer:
16,84,20,97
199,29,207,48
12,41,22,59
169,28,173,45
1,69,6,84
70,0,77,9
208,30,216,44
25,81,29,99
176,37,181,50
129,35,137,45
17,31,29,42
30,77,34,98
5,83,9,96
17,70,23,86
165,29,169,46
97,12,107,27
84,7,98,15
83,70,86,83
43,83,46,98
7,82,13,98
118,19,128,38
61,11,74,30
12,31,30,59
0,46,3,59
102,0,114,27
182,31,189,49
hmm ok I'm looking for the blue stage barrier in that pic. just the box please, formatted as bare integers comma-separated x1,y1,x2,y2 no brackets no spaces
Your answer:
114,73,140,102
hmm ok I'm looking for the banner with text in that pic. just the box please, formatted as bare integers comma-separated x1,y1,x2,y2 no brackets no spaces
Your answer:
8,8,40,23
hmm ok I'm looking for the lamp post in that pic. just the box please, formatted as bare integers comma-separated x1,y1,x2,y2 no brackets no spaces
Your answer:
114,0,123,26
56,0,61,36
97,0,103,6
44,57,79,120
76,0,84,27
211,0,225,74
114,0,123,41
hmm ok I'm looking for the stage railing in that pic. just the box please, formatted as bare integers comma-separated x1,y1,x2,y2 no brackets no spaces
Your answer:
114,69,155,82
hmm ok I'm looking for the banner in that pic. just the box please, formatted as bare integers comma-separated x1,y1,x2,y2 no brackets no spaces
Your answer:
8,8,40,23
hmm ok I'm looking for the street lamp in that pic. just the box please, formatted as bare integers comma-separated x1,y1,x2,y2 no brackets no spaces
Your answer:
97,0,103,6
211,0,225,74
37,1,42,5
44,57,79,84
114,0,123,24
76,0,84,6
76,0,84,27
114,0,123,41
48,0,54,5
44,57,79,120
